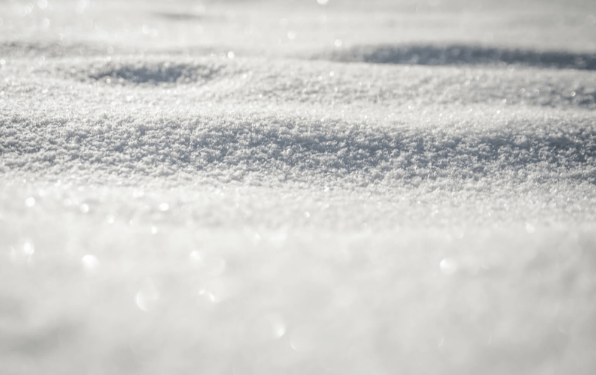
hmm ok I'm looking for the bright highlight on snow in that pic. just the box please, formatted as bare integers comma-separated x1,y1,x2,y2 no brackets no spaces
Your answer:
81,254,99,275
440,258,458,275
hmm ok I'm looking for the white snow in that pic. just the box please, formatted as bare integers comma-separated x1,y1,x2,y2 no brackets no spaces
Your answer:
1,0,596,374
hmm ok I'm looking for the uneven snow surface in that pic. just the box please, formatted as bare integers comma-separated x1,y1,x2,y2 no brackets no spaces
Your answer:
1,0,596,374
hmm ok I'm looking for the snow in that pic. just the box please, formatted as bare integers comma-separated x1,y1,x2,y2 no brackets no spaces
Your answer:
1,0,596,374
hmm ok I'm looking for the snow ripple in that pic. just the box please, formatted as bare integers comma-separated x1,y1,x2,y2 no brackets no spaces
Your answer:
1,113,594,184
322,44,596,71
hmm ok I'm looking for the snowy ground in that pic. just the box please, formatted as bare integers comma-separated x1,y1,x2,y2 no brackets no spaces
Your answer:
1,0,596,374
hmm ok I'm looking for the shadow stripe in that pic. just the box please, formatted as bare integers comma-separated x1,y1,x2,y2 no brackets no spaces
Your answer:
320,44,596,71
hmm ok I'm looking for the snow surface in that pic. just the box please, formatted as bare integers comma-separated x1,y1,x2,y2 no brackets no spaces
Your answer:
1,0,596,374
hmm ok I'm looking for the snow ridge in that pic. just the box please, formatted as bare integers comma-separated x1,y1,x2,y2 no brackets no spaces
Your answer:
2,111,595,184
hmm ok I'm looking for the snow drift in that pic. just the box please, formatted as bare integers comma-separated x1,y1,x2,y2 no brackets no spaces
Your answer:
2,0,596,374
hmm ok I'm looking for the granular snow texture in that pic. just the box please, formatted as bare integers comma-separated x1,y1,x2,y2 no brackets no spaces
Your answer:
1,0,596,374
